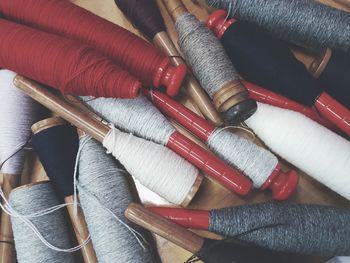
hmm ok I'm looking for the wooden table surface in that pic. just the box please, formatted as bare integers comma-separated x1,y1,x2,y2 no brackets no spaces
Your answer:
21,0,350,262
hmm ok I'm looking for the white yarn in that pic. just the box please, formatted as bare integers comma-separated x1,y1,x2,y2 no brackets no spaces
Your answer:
102,127,199,205
82,95,175,145
327,257,350,263
208,128,278,188
0,69,40,174
246,103,350,199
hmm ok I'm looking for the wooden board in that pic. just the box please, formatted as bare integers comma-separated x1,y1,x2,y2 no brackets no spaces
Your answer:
22,0,350,262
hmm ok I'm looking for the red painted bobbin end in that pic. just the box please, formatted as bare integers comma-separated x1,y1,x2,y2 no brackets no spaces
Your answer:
153,58,187,97
148,207,210,230
261,164,299,200
315,92,350,137
207,9,235,39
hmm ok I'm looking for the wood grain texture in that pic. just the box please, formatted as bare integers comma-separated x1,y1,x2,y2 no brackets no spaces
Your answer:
22,1,349,262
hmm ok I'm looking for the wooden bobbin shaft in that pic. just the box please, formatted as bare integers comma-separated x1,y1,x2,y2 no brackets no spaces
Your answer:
14,76,201,207
31,117,98,263
153,31,224,126
0,173,20,263
309,48,332,78
125,203,204,254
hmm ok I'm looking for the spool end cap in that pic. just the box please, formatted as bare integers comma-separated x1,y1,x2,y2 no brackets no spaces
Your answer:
223,99,257,125
207,9,235,39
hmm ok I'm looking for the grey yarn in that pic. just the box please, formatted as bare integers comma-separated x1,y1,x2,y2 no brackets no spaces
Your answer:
208,129,278,188
176,13,241,97
206,0,350,53
77,137,155,263
9,182,75,263
209,202,350,256
82,95,175,145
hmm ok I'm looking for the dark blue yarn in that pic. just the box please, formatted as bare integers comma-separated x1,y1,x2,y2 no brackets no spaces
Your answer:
32,124,79,199
220,20,322,106
317,50,350,108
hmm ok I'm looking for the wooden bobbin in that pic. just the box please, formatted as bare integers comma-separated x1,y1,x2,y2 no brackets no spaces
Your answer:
14,76,201,207
162,0,253,123
125,203,204,254
31,116,98,263
153,29,224,126
309,48,332,78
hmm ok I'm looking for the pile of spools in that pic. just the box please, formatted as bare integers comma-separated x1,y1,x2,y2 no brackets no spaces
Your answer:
0,0,349,262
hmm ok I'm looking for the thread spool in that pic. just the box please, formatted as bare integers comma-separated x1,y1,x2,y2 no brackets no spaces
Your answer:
0,19,142,99
0,69,41,263
145,89,298,200
310,48,350,109
83,95,252,195
244,81,337,131
14,75,202,206
77,136,155,262
149,202,350,256
114,0,223,126
205,0,350,53
207,10,350,137
246,102,350,200
0,0,187,96
327,257,350,263
161,0,257,125
125,203,293,263
9,182,75,263
31,117,98,263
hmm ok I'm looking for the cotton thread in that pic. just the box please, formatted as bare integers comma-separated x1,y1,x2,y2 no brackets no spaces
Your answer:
0,69,40,175
102,127,199,205
208,128,277,188
246,103,350,200
0,0,184,91
206,0,350,53
77,137,155,263
176,13,240,98
210,202,350,256
8,183,76,263
0,19,141,99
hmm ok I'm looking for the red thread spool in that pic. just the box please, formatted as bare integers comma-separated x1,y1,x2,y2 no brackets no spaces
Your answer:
0,19,141,99
207,10,350,137
144,89,297,200
0,0,187,96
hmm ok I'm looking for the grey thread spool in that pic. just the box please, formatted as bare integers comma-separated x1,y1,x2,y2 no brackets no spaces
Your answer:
206,0,350,53
9,182,75,263
77,137,156,263
162,0,257,124
210,202,350,256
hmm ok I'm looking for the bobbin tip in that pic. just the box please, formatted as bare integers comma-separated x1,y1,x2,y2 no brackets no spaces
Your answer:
207,10,235,39
223,99,257,125
154,59,187,97
262,166,299,201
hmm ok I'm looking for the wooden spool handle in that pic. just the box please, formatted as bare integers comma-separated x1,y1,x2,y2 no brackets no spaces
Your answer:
0,173,20,263
309,48,332,78
65,196,98,263
31,117,98,263
14,75,109,143
333,0,350,8
153,31,223,126
125,203,204,253
162,0,188,20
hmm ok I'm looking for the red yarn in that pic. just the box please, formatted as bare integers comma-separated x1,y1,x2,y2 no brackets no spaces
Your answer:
0,19,141,98
0,0,170,87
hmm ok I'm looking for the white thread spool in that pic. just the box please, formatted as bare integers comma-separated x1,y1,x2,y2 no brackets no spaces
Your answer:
102,127,201,206
246,102,350,200
0,69,40,174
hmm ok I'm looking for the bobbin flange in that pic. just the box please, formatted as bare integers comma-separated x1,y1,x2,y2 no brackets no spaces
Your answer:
207,9,235,39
